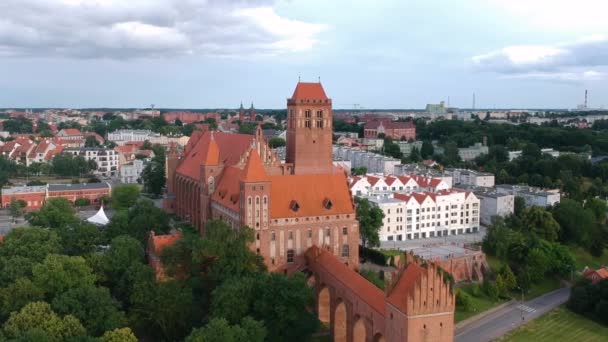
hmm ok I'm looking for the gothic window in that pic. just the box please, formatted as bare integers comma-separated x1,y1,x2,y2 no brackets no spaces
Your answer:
316,120,323,128
256,197,260,205
287,249,295,263
288,231,293,240
342,227,348,235
341,244,349,257
207,176,215,193
325,228,331,237
271,231,276,241
305,120,311,128
305,110,311,118
316,110,323,118
248,197,252,205
308,229,312,238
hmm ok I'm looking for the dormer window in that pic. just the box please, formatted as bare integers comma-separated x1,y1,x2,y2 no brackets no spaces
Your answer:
290,200,300,212
323,198,333,210
219,190,227,199
230,194,239,204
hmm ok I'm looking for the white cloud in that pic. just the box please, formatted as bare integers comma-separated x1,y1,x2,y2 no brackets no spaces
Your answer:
472,36,608,81
0,0,327,59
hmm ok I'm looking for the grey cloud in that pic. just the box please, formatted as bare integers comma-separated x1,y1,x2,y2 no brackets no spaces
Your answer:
0,0,324,59
471,36,608,80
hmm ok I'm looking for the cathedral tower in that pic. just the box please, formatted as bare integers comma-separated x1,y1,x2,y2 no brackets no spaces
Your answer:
286,82,333,175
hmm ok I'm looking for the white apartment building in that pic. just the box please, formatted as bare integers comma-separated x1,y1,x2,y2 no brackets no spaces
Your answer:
333,146,401,175
446,168,495,187
495,184,561,208
64,148,119,178
366,189,480,242
458,143,489,161
461,187,514,226
120,159,146,184
350,174,450,197
107,129,160,143
508,148,560,161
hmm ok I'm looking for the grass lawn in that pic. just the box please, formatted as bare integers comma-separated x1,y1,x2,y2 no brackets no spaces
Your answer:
498,307,608,342
454,284,507,323
569,246,608,271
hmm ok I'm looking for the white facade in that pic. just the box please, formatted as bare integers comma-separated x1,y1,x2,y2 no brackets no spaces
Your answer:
120,159,146,184
473,190,514,226
366,189,480,242
333,146,401,175
446,168,495,187
458,143,489,161
495,184,561,208
350,174,450,197
64,148,119,177
508,148,560,161
107,129,160,142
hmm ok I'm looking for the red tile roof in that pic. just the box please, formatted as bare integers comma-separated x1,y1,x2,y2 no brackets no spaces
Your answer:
59,128,82,136
268,172,354,218
290,82,328,100
212,166,244,212
365,120,415,130
242,150,268,182
386,263,424,312
150,231,182,255
176,131,253,181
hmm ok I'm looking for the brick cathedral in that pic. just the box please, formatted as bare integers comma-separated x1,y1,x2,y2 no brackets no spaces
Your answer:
165,82,359,271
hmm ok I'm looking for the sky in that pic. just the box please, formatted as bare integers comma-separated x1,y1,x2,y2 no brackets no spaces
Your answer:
1,0,608,109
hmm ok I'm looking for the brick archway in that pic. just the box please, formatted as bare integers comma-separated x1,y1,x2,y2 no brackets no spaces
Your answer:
353,316,366,342
334,300,347,342
318,285,330,324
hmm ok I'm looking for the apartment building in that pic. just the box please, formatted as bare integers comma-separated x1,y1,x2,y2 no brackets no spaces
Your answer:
456,186,514,226
120,159,147,184
349,174,450,197
495,184,561,208
64,147,119,177
446,168,495,187
366,189,480,242
333,146,400,175
107,129,160,143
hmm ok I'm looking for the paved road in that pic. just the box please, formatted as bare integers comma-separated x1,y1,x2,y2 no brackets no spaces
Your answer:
455,287,570,342
379,226,487,250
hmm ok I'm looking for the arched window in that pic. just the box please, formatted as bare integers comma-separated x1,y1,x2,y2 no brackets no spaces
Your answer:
341,244,349,257
287,249,295,263
207,176,215,193
248,197,252,205
271,231,276,241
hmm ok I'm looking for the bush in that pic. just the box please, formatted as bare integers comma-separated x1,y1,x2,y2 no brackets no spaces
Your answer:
483,279,499,300
75,198,91,207
471,284,482,297
456,289,472,311
359,246,388,266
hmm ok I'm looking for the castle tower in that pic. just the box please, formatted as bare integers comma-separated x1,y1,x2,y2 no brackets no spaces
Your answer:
249,102,256,122
286,82,333,175
164,142,181,213
239,102,245,122
199,132,223,233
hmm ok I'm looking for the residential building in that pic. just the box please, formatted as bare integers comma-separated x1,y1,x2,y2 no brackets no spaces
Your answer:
107,129,160,143
363,120,416,140
56,128,83,141
64,147,119,177
458,143,488,161
333,146,401,175
446,168,495,187
426,101,447,114
508,148,560,161
349,174,450,197
163,112,220,124
397,140,423,157
583,267,608,284
121,159,147,184
495,184,561,208
457,186,514,226
1,185,47,210
366,189,480,242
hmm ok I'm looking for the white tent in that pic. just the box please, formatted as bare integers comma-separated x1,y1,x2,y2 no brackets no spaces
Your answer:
87,206,110,226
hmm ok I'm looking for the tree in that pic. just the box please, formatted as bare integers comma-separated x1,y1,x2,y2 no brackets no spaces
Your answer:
50,154,95,177
74,198,91,207
3,301,86,341
141,160,165,196
420,140,434,159
186,317,266,342
8,198,26,223
514,197,526,216
255,115,263,122
85,136,101,147
52,285,126,336
585,198,608,223
174,119,183,127
0,227,61,263
0,278,44,320
103,236,145,281
455,289,472,311
268,137,286,148
355,197,385,247
353,167,367,176
111,184,140,211
102,328,138,342
27,197,79,229
32,254,96,298
521,207,560,242
205,117,219,129
409,146,421,162
552,199,598,249
60,222,103,256
126,199,170,243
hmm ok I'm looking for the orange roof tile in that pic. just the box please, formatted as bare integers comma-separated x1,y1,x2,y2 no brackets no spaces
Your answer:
176,131,253,181
60,128,82,136
242,150,268,182
386,263,425,312
203,134,220,166
269,172,354,218
597,268,608,279
291,82,328,100
150,231,182,255
211,166,243,212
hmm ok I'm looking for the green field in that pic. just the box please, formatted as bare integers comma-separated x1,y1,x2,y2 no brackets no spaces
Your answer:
454,284,507,323
499,307,608,342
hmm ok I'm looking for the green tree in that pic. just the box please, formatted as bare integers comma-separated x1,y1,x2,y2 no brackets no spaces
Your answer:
0,278,44,320
521,207,560,242
268,137,286,148
59,222,103,256
27,198,79,229
111,184,140,211
0,227,61,263
85,136,101,147
3,301,86,341
74,198,91,207
101,328,138,342
186,317,266,342
32,254,96,298
498,265,517,292
8,198,27,223
126,199,170,243
52,285,126,336
355,197,385,247
103,236,145,281
353,167,367,176
455,289,472,311
420,140,434,158
141,160,165,196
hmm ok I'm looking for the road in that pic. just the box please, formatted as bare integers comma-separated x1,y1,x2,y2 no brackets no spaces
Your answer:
379,226,487,250
455,287,570,342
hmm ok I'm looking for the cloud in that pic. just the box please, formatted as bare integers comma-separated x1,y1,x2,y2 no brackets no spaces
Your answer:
471,36,608,81
0,0,327,59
